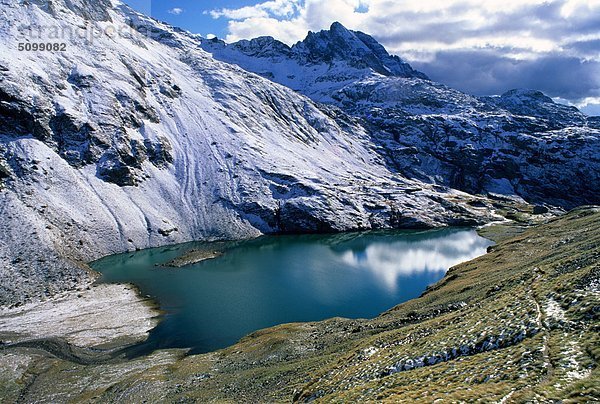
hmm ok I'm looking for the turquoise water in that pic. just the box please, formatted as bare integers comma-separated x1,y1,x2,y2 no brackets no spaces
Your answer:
91,229,492,354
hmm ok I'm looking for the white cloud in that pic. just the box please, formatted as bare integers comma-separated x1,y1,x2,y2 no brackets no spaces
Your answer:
168,7,184,15
225,17,310,44
558,96,600,116
209,0,301,20
209,6,269,20
207,0,600,56
580,102,600,116
576,96,600,108
206,0,600,103
559,0,599,17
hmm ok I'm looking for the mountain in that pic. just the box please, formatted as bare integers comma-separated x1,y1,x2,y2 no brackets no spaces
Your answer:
1,2,598,402
201,22,427,103
202,23,600,208
0,1,497,307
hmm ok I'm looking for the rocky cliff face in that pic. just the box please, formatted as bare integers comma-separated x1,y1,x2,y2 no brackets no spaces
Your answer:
334,78,600,208
0,0,497,306
202,23,600,209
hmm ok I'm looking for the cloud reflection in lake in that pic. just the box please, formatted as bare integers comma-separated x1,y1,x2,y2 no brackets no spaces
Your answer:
336,229,492,292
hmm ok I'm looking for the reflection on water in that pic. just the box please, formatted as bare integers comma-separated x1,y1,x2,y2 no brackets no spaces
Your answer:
338,230,489,292
92,228,492,354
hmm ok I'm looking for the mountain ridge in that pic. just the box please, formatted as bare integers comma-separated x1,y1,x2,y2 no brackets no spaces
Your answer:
206,22,428,80
201,22,600,208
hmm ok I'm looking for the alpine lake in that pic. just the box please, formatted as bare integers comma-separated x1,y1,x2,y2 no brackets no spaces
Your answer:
91,228,493,354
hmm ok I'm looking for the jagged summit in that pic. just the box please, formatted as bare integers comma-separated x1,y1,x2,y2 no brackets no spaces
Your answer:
200,22,427,101
204,22,426,80
483,88,585,124
295,22,428,79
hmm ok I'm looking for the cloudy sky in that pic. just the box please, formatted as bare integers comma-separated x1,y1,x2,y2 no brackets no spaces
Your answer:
125,0,600,115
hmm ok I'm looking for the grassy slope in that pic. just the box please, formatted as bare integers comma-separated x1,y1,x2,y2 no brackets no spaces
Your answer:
3,207,599,402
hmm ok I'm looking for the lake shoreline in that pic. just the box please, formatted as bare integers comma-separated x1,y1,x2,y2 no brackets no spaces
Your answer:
1,216,515,354
0,283,161,351
1,225,498,362
2,208,597,402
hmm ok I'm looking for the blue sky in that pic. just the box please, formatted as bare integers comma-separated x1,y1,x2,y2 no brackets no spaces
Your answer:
123,0,262,39
122,1,600,115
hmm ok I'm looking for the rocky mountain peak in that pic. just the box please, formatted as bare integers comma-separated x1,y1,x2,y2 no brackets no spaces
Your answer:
230,36,293,59
490,88,584,123
294,22,428,79
500,88,555,104
200,21,427,81
330,21,351,34
299,22,369,61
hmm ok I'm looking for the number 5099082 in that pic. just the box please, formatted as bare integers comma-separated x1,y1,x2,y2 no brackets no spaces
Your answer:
18,42,67,51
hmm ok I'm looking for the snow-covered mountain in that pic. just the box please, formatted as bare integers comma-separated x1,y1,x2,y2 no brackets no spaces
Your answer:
0,0,499,306
201,22,427,103
202,23,600,208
